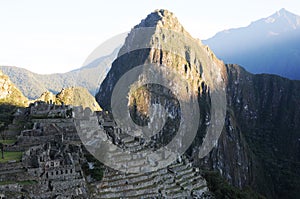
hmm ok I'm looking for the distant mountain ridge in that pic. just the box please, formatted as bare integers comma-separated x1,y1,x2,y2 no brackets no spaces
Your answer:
203,8,300,80
0,69,101,111
0,47,118,99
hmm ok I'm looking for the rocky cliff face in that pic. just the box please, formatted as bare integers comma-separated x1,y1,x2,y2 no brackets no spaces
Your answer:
96,10,300,198
194,64,300,198
0,70,28,106
225,64,300,198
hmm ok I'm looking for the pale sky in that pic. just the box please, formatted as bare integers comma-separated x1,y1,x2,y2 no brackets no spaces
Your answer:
0,0,299,74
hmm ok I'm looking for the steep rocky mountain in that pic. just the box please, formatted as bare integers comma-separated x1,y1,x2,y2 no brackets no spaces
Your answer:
0,70,28,107
37,87,101,111
96,9,300,198
0,70,28,134
0,47,118,99
203,8,300,80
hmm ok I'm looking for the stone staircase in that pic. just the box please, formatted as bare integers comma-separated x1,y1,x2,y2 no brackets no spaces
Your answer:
93,134,211,198
73,107,212,198
94,158,210,198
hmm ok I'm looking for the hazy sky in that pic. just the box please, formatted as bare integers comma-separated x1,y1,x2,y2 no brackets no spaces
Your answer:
1,0,299,74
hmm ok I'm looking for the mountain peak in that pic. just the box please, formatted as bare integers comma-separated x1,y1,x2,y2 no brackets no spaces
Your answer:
135,9,185,33
276,8,294,17
97,9,226,111
204,8,300,80
265,8,300,28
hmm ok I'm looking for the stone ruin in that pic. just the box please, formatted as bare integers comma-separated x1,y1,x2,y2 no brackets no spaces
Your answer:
29,101,72,119
0,142,88,198
0,102,213,198
0,102,88,198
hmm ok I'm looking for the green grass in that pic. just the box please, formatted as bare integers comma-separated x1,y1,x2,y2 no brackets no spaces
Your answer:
0,151,23,163
0,139,16,145
0,181,14,185
18,180,38,185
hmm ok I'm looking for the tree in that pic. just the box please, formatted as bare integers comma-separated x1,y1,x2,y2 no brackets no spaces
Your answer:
0,143,4,159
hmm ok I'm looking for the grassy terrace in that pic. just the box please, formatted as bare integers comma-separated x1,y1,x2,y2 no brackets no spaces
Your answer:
0,139,16,145
0,151,23,163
